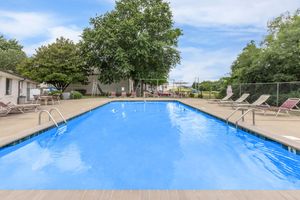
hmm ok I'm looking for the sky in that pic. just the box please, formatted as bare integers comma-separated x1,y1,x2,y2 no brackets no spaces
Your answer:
0,0,300,84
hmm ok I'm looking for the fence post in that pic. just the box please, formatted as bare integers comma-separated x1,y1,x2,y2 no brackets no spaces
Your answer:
276,82,279,107
239,84,242,96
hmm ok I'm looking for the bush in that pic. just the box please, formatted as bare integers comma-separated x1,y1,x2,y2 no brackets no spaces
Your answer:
70,91,83,99
189,93,195,98
75,89,87,95
49,90,62,96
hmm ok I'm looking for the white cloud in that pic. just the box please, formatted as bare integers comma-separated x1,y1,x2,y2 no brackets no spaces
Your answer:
0,10,54,39
0,10,82,55
170,47,237,83
169,0,300,27
23,26,82,55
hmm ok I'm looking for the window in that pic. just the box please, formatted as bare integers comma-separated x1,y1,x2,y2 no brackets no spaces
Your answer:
5,78,12,95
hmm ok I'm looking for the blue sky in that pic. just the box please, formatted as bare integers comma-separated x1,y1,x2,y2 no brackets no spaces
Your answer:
0,0,300,83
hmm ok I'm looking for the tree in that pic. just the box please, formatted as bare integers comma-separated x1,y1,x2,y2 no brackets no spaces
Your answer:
0,35,27,72
81,0,182,91
18,37,90,91
230,41,262,83
229,10,300,83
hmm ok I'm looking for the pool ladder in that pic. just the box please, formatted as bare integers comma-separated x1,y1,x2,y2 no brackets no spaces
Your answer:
226,107,256,128
38,108,67,127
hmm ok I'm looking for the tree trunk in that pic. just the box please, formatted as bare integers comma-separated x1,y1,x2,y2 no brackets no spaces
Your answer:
141,80,145,97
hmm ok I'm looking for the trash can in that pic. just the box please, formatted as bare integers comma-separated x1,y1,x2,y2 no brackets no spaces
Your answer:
62,92,71,100
18,96,26,104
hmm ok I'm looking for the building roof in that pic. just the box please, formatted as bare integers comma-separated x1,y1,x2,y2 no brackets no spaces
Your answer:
0,69,38,84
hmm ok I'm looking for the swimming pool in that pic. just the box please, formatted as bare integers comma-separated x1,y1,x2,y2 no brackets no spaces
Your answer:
0,101,300,189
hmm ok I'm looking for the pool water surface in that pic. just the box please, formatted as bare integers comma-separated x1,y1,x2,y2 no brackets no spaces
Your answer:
0,101,300,189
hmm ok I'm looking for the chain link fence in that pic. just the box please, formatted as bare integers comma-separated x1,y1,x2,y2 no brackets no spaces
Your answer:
231,82,300,106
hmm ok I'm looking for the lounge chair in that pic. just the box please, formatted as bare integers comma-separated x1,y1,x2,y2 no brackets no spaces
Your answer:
0,102,40,116
208,93,234,103
109,92,116,98
130,92,137,98
52,94,61,104
260,98,300,117
153,91,159,98
233,94,271,108
219,93,250,106
8,102,40,112
121,92,127,98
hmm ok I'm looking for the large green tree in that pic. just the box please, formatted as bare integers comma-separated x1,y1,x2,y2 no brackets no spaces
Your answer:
18,37,90,91
230,10,300,83
81,0,182,90
0,35,27,72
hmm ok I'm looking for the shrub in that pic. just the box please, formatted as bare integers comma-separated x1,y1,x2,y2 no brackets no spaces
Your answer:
70,91,83,99
189,93,195,98
49,90,62,96
75,89,87,95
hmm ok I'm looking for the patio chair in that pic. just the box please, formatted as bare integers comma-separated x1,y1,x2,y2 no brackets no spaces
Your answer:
0,102,39,116
261,98,300,117
52,94,61,104
130,92,137,98
121,92,127,98
7,102,40,112
208,93,234,103
153,91,159,98
219,93,250,106
233,94,271,108
109,92,116,98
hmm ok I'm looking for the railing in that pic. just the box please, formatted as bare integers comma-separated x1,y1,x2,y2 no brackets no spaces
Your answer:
39,110,58,127
49,108,67,124
235,109,256,128
226,107,246,124
226,107,256,128
38,108,67,127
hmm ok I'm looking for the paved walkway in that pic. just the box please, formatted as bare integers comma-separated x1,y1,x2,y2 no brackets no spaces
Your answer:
1,190,300,200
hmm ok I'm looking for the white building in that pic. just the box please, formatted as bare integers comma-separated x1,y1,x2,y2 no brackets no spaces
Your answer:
0,70,38,104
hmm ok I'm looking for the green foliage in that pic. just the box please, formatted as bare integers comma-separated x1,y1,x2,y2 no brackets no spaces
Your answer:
189,93,195,98
70,91,83,99
74,89,87,95
18,37,91,91
81,0,182,86
230,10,300,83
49,90,63,96
0,35,27,72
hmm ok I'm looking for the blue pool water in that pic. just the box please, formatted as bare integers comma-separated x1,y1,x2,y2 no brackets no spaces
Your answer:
0,101,300,189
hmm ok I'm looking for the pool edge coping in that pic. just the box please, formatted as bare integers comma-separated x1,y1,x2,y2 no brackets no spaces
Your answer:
1,99,300,155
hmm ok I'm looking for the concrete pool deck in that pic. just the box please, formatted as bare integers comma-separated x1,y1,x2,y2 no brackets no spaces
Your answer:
1,190,300,200
1,97,300,200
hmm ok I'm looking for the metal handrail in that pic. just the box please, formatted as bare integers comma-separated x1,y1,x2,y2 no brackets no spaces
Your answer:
49,108,67,124
235,108,256,128
39,110,58,127
226,107,246,124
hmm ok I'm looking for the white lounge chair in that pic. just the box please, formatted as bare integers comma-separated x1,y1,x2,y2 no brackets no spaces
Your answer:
0,102,40,116
208,93,234,103
219,93,250,106
233,94,271,108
